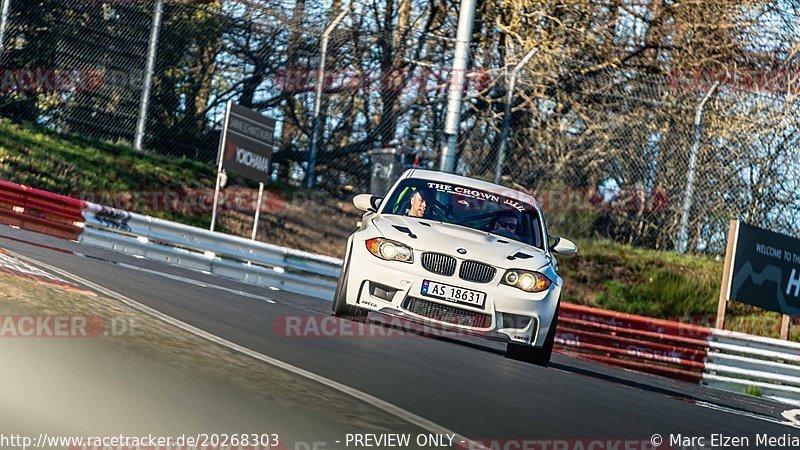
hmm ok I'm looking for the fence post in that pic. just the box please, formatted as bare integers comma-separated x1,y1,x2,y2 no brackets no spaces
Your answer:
494,48,538,184
306,8,349,189
439,0,477,174
0,0,11,61
134,0,165,152
677,81,719,253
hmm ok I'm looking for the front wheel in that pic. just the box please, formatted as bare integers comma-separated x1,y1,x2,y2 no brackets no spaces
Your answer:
506,302,560,367
332,256,367,321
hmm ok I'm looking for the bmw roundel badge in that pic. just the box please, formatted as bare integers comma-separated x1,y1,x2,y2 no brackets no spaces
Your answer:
457,248,467,255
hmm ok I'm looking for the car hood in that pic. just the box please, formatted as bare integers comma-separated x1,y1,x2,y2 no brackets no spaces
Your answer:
371,214,550,271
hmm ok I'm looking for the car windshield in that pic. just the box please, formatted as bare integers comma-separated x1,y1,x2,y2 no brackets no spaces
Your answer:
381,178,545,248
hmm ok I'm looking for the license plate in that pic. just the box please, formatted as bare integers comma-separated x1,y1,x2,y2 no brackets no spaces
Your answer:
421,280,486,308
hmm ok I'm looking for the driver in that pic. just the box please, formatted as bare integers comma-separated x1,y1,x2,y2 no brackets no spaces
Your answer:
407,187,431,218
490,211,519,237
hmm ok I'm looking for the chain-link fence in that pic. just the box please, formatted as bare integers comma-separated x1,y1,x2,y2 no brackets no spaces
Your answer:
0,0,798,254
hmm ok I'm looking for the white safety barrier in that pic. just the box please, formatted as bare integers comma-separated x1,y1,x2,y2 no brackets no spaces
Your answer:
557,304,800,406
81,202,342,300
703,330,800,406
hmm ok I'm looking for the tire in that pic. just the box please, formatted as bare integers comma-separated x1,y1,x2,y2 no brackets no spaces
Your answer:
332,255,367,321
506,302,560,367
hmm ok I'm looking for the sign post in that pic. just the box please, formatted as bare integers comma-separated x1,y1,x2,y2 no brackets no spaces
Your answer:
210,101,232,232
210,101,276,236
716,220,740,330
251,182,265,240
717,220,800,339
780,314,791,340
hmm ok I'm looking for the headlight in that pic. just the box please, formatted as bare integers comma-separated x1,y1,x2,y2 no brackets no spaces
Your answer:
501,269,551,293
365,238,413,263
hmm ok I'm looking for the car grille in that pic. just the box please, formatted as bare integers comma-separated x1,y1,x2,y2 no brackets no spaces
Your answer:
459,260,496,283
421,252,456,276
403,297,492,329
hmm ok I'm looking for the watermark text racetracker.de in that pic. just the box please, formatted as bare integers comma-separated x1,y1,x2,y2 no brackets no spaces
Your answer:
0,433,280,450
274,314,490,339
0,315,142,337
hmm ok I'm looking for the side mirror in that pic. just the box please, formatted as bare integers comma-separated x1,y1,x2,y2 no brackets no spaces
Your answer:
549,236,578,256
353,194,382,212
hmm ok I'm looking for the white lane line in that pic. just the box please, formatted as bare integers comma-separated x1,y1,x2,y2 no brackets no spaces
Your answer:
113,261,277,304
10,250,488,450
695,401,799,428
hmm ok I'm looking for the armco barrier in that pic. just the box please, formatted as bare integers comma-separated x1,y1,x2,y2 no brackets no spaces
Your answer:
555,304,800,406
1,179,800,406
0,180,85,240
555,304,711,383
81,202,341,300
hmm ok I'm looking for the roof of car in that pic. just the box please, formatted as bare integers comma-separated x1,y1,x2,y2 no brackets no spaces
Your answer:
403,169,540,209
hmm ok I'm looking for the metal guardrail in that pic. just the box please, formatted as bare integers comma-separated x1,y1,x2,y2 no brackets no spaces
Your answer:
555,303,711,382
81,202,341,300
704,331,800,405
0,180,85,240
556,303,800,406
2,180,800,406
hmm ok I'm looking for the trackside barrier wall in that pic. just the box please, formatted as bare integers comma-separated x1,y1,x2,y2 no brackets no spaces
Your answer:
555,304,711,383
0,180,85,240
555,304,800,406
81,202,340,300
1,180,800,405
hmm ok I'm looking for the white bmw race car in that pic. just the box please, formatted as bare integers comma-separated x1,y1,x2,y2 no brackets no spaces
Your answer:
333,169,577,365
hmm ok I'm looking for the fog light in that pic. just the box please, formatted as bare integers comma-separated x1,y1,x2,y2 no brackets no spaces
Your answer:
502,313,532,330
369,282,397,301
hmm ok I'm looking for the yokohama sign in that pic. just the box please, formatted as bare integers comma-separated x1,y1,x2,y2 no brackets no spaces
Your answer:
218,102,276,183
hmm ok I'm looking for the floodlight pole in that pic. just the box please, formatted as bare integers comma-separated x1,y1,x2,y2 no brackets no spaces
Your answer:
494,47,538,184
0,0,11,62
306,7,349,189
439,0,477,173
677,81,719,253
134,0,164,152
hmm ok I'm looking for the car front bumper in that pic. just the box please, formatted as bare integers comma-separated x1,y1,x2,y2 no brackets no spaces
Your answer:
344,239,561,348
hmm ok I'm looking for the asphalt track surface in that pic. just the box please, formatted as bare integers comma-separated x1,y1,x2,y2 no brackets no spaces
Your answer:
2,225,799,448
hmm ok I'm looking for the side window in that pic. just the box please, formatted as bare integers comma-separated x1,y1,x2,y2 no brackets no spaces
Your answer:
394,187,412,214
387,185,416,215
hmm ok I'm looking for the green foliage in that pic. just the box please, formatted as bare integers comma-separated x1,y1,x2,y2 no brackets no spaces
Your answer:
559,238,722,320
743,385,763,397
0,120,216,228
0,120,214,194
597,270,717,318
